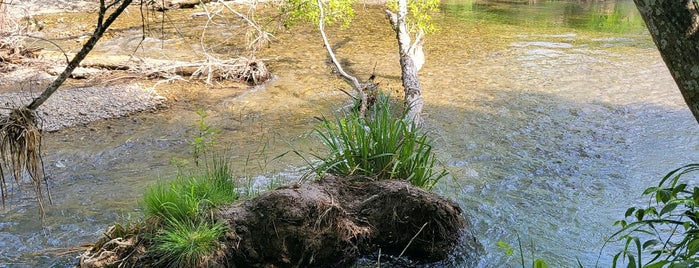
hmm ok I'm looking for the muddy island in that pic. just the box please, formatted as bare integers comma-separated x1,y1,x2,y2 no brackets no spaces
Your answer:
79,175,477,267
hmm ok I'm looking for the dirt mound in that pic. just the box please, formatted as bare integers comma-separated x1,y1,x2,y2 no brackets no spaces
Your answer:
78,176,476,267
219,176,474,266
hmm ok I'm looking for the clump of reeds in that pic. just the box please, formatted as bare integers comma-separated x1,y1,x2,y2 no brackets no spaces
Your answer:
0,108,50,213
313,92,447,189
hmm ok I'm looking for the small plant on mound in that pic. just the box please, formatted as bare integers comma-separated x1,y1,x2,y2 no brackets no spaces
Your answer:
141,155,237,267
313,93,447,189
608,164,699,267
151,219,227,268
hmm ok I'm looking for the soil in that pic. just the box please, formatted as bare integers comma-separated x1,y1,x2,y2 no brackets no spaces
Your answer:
78,176,476,267
220,176,475,266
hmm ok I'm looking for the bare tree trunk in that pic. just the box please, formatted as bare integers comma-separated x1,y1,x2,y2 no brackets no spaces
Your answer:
634,0,699,123
386,0,423,125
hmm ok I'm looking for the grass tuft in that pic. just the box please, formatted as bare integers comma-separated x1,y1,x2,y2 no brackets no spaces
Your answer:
313,93,447,189
151,219,227,268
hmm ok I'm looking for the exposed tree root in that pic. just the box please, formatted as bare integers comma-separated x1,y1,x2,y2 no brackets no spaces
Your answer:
0,108,49,213
220,176,473,266
79,224,146,268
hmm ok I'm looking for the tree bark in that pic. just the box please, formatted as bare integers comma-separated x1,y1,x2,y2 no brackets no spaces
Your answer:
634,0,699,123
386,0,423,125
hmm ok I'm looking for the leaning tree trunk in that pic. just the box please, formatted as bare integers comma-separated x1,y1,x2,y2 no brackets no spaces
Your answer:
387,0,424,125
634,0,699,123
0,0,133,215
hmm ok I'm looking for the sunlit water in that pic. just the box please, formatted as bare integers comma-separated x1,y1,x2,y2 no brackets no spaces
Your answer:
2,0,698,267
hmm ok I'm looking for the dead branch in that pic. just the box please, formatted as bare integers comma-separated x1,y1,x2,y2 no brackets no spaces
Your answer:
27,0,134,110
317,0,368,116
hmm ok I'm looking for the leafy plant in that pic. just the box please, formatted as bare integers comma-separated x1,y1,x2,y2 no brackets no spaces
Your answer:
313,93,447,189
151,219,227,268
386,0,440,34
190,109,220,166
497,237,550,268
281,0,357,28
609,164,699,267
142,156,237,267
143,155,238,225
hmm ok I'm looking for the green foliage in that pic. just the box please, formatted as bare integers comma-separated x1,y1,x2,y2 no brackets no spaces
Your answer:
497,238,550,268
143,180,202,224
609,164,699,268
281,0,357,28
387,0,440,33
142,155,237,267
151,219,227,268
143,155,237,225
190,109,220,166
313,93,447,189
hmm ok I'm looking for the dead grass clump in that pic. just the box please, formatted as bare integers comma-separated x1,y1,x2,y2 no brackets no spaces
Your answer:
0,108,49,212
79,223,146,268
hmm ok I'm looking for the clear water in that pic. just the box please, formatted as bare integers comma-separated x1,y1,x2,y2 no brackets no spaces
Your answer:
2,0,698,267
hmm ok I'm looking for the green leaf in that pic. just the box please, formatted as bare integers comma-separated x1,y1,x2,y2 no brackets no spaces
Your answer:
687,238,699,256
533,259,547,268
496,241,514,256
627,255,636,268
644,260,670,268
657,189,672,203
660,203,678,216
644,186,659,195
635,209,645,221
642,239,659,250
625,207,636,218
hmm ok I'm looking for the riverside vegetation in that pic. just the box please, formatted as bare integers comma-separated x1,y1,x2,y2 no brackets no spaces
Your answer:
79,92,468,267
496,164,699,268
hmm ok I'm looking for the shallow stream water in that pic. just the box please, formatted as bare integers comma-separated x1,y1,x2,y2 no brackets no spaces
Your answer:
2,0,698,267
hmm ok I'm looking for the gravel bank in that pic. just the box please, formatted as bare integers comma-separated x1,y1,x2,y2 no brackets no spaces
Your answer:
0,83,166,132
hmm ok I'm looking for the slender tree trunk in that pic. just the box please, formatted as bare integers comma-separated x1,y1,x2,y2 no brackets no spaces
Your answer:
634,0,699,123
387,0,423,125
27,0,133,110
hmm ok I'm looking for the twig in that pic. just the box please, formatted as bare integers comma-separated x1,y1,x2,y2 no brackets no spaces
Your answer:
398,221,428,259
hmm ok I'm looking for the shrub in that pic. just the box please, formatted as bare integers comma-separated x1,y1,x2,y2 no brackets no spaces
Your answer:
313,93,447,189
609,164,699,267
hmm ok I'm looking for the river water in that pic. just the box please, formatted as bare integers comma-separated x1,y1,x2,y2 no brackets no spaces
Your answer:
2,0,698,267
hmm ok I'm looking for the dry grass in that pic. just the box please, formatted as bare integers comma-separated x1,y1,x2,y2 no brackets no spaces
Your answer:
0,108,50,214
